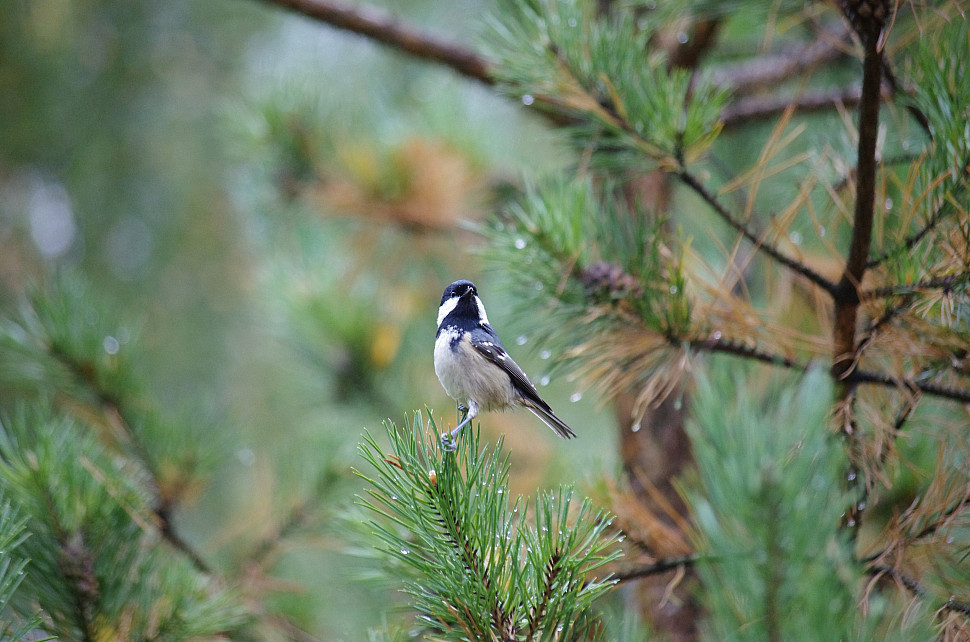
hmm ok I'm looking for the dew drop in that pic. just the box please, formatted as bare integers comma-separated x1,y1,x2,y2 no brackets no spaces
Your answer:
676,31,689,43
631,422,641,433
847,519,856,527
539,375,550,386
401,548,410,555
712,330,722,340
514,237,527,249
669,285,678,294
567,17,577,27
857,501,867,510
540,350,552,360
236,448,255,466
522,94,535,106
570,392,582,402
946,535,955,543
517,335,528,345
884,197,893,210
103,335,120,355
535,281,544,291
789,231,803,245
847,472,857,481
818,225,826,237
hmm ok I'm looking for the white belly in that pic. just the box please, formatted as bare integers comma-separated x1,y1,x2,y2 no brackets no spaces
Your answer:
434,329,515,411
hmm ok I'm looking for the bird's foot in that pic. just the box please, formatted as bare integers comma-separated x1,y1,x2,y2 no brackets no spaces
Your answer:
440,433,457,452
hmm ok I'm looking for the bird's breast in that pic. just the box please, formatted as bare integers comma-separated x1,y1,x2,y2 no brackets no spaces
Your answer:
434,328,515,410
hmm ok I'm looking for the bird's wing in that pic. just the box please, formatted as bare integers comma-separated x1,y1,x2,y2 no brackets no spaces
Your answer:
470,326,550,412
470,325,577,440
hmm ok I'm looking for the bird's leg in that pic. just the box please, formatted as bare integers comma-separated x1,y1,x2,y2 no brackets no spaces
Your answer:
441,402,478,451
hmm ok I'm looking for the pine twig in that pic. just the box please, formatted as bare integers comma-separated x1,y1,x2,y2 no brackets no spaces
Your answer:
867,196,964,268
676,170,838,294
860,272,969,300
846,369,970,404
868,564,970,618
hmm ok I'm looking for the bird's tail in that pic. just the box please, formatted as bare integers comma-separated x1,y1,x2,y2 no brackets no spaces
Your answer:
524,402,577,439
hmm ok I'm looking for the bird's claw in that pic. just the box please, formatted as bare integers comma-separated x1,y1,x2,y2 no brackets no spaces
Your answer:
440,433,457,452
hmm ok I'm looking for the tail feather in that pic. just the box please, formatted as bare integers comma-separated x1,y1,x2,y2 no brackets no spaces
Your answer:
524,403,577,439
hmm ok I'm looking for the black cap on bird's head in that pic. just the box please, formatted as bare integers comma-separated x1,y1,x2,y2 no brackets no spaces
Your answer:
440,279,477,306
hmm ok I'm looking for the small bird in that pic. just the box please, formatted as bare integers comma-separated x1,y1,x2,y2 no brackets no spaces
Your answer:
434,279,576,449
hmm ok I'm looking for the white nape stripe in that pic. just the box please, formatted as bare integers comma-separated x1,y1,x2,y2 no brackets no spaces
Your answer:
474,295,490,325
437,296,459,327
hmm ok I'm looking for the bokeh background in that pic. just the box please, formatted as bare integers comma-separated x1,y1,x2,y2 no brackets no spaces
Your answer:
0,0,616,636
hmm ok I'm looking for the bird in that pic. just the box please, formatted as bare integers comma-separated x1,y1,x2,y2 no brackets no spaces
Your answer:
434,279,576,450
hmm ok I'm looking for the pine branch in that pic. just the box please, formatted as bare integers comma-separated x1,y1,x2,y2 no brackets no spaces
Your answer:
859,272,969,300
676,169,838,293
687,336,809,371
867,190,965,269
46,341,213,576
356,414,620,638
257,0,493,84
868,564,970,619
846,369,970,404
612,554,700,584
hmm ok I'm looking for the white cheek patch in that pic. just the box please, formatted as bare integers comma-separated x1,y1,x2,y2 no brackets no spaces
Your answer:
437,296,459,327
474,295,490,325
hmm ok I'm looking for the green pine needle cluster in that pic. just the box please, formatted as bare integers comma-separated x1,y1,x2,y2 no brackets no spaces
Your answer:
486,176,690,406
356,412,620,640
0,280,247,639
686,366,936,641
483,0,727,169
0,494,45,640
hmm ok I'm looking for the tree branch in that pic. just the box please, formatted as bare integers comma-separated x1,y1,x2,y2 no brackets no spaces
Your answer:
258,0,493,84
721,85,861,129
676,170,838,294
613,554,700,584
679,331,970,404
860,272,969,300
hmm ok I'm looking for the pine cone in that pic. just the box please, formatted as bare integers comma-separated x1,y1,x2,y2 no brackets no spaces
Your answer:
581,261,644,300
